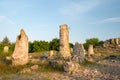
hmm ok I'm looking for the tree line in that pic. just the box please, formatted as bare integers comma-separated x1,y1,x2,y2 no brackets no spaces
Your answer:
0,36,104,54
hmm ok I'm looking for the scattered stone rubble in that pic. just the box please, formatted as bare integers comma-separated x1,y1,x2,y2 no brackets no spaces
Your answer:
103,38,120,48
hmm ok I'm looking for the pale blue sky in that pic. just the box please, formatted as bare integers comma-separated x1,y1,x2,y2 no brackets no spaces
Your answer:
0,0,120,43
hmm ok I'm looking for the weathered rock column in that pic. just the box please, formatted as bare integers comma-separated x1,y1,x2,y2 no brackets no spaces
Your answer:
59,24,71,57
115,38,119,45
3,46,9,53
12,29,28,66
80,44,86,55
88,45,94,55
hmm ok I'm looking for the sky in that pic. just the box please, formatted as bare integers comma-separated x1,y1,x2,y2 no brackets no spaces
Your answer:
0,0,120,44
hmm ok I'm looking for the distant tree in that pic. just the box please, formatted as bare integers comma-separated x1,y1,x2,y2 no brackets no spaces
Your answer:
9,43,15,53
98,41,104,46
0,43,4,52
28,38,74,52
32,40,49,52
2,36,10,45
69,43,74,48
49,38,60,51
84,38,100,49
29,42,34,53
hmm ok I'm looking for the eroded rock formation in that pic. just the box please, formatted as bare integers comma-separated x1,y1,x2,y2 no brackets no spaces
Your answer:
72,42,85,63
12,29,28,66
103,38,120,48
59,24,71,57
88,45,94,55
3,46,9,53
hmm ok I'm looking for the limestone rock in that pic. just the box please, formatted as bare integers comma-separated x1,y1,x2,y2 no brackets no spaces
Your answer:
88,45,94,55
80,44,86,55
30,65,39,71
48,60,63,68
59,24,71,58
49,50,54,58
63,61,79,74
6,56,11,60
49,50,57,59
103,38,120,48
115,38,119,45
19,68,31,74
72,42,85,63
3,46,9,53
12,29,28,66
41,52,49,59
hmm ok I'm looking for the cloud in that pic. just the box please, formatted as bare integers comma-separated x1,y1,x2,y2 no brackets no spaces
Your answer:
92,17,120,24
102,17,120,23
59,0,101,16
0,16,15,25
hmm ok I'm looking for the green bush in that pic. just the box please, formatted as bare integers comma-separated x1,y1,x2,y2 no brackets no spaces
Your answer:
31,40,49,52
49,38,59,51
84,38,103,50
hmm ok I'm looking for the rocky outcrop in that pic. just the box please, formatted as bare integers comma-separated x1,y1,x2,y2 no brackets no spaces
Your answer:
12,29,28,66
103,38,120,48
72,42,85,63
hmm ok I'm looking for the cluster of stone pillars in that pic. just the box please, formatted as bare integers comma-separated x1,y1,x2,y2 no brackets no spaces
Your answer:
11,24,94,66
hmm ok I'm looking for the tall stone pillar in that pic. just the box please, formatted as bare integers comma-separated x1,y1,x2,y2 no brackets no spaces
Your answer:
59,24,71,57
88,45,94,55
12,29,28,66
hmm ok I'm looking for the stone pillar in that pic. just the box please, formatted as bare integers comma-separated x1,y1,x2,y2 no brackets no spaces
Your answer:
88,45,94,55
3,46,9,53
49,50,54,58
115,38,119,45
80,44,86,55
59,24,71,57
12,29,28,66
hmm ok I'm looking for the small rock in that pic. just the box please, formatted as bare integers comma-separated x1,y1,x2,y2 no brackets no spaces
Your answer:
19,68,31,74
6,56,11,60
30,65,39,71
